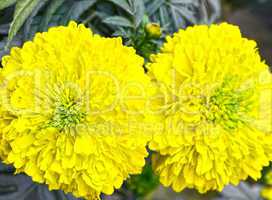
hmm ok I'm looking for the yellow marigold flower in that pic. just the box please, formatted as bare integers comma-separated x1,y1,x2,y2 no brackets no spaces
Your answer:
0,21,152,200
147,23,272,193
265,171,272,185
262,187,272,200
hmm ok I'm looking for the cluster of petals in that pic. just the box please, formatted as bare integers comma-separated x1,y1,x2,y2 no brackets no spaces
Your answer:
0,21,153,200
0,21,272,200
148,23,272,193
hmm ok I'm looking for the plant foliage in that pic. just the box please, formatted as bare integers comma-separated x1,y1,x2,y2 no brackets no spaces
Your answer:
0,0,220,60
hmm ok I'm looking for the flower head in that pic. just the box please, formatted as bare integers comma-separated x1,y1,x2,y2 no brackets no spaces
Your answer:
148,23,272,193
261,187,272,200
0,21,151,199
264,170,272,185
261,170,272,200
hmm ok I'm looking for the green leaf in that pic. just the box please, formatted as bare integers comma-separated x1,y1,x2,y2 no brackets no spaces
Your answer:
103,16,133,28
173,5,197,24
207,0,221,23
0,0,17,10
6,0,40,48
40,0,65,31
23,0,49,40
133,0,145,27
171,0,198,5
126,164,159,198
169,4,179,29
159,6,170,28
61,0,97,24
107,0,133,15
146,0,164,16
112,28,130,38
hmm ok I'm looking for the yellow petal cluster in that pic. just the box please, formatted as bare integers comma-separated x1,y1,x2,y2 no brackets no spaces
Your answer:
262,170,272,200
262,187,272,200
148,23,272,193
0,21,152,199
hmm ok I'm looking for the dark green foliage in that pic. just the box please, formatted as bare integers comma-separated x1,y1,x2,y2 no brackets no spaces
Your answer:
0,0,220,59
126,164,160,198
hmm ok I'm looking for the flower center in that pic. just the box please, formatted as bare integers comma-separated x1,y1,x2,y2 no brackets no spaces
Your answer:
205,82,253,130
178,77,254,130
48,101,86,130
206,85,251,129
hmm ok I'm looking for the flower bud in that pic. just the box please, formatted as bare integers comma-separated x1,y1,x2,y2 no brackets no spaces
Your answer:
145,23,162,38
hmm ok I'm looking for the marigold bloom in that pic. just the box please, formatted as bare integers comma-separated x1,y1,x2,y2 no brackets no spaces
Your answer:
148,23,272,193
0,21,151,200
265,171,272,185
262,187,272,200
262,171,272,200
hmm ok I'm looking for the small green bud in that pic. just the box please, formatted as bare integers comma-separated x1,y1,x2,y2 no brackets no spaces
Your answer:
145,23,162,38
